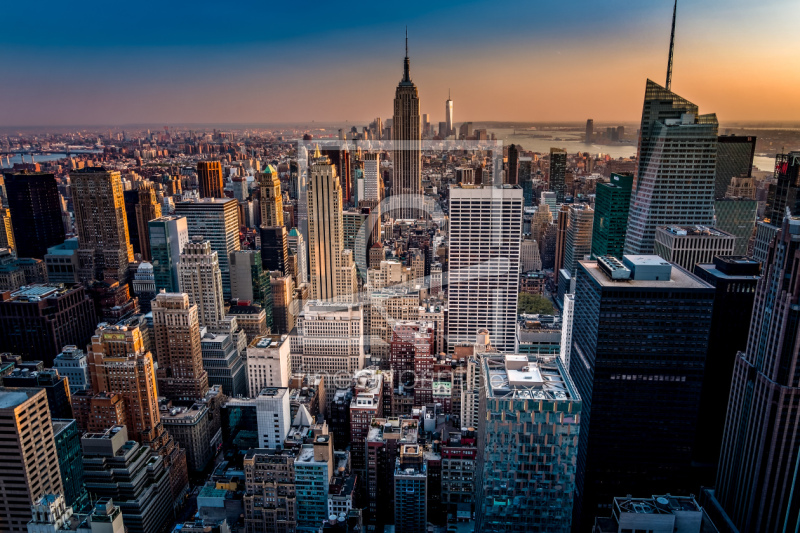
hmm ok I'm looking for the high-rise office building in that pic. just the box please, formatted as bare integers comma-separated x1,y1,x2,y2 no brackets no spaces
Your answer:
52,418,88,512
591,173,634,259
242,448,297,533
81,426,174,533
148,215,189,293
585,119,594,143
475,354,581,533
553,204,570,274
197,161,224,199
563,204,594,276
717,215,800,532
200,330,248,397
270,271,296,335
506,144,520,185
4,172,65,259
0,284,97,366
692,256,760,488
445,90,454,137
308,157,345,301
260,225,289,275
392,35,422,219
295,436,334,531
151,292,209,401
714,135,756,198
288,228,307,284
764,150,800,224
258,164,284,227
178,237,225,330
230,250,271,308
570,255,715,529
3,367,72,420
624,80,717,254
549,148,567,203
246,334,291,395
363,153,381,203
71,167,134,283
0,388,63,533
653,225,736,272
135,182,162,261
447,185,523,353
292,301,365,374
174,197,240,300
714,197,757,256
394,443,428,533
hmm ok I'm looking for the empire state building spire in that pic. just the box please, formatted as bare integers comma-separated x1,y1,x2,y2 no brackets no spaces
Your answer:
402,26,411,83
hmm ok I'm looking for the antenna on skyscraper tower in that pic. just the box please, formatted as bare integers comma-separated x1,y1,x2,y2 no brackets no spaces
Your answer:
666,0,677,91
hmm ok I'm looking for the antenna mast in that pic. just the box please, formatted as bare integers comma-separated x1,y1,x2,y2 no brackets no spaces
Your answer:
666,0,677,91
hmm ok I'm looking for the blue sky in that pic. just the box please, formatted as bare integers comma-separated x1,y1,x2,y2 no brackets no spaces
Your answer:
2,0,799,125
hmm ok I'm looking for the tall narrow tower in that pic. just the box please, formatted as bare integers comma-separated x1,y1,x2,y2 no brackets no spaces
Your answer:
71,167,134,284
259,164,284,227
392,30,422,219
135,182,162,261
445,89,454,137
307,155,345,302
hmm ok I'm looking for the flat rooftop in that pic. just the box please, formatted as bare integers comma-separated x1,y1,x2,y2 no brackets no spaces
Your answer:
579,259,713,289
483,354,577,401
250,334,289,349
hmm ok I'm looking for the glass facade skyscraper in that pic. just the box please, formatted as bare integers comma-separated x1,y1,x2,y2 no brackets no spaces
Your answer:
569,255,715,529
714,135,756,198
625,80,718,255
475,354,580,532
591,173,633,259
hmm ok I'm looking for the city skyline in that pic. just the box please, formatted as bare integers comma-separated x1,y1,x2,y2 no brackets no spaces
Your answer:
2,0,800,126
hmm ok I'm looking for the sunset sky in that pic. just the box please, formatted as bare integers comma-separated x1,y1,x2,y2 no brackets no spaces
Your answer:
2,0,799,126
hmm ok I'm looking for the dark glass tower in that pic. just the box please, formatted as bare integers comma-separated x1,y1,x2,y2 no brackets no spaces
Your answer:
714,135,756,198
717,215,800,532
692,256,760,487
4,172,66,259
549,148,567,203
569,255,714,529
260,225,289,275
591,173,633,259
765,151,800,224
506,143,519,185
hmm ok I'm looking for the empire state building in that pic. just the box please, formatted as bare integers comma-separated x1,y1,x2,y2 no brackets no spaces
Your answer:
392,33,422,219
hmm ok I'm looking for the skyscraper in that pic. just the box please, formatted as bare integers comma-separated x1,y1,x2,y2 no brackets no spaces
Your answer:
197,161,224,199
692,256,760,488
392,33,422,219
714,135,756,198
591,173,633,259
506,144,519,186
445,90,454,137
562,204,594,276
148,215,189,292
260,225,289,276
716,215,800,532
307,156,345,301
585,119,594,143
0,388,63,533
292,301,364,374
549,148,567,203
152,292,209,401
4,172,65,259
288,227,307,284
258,164,284,227
135,182,162,261
174,197,240,300
447,185,523,353
475,354,581,533
764,150,800,224
363,153,381,203
71,167,134,283
624,80,717,254
570,255,714,528
230,250,271,308
177,237,225,330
